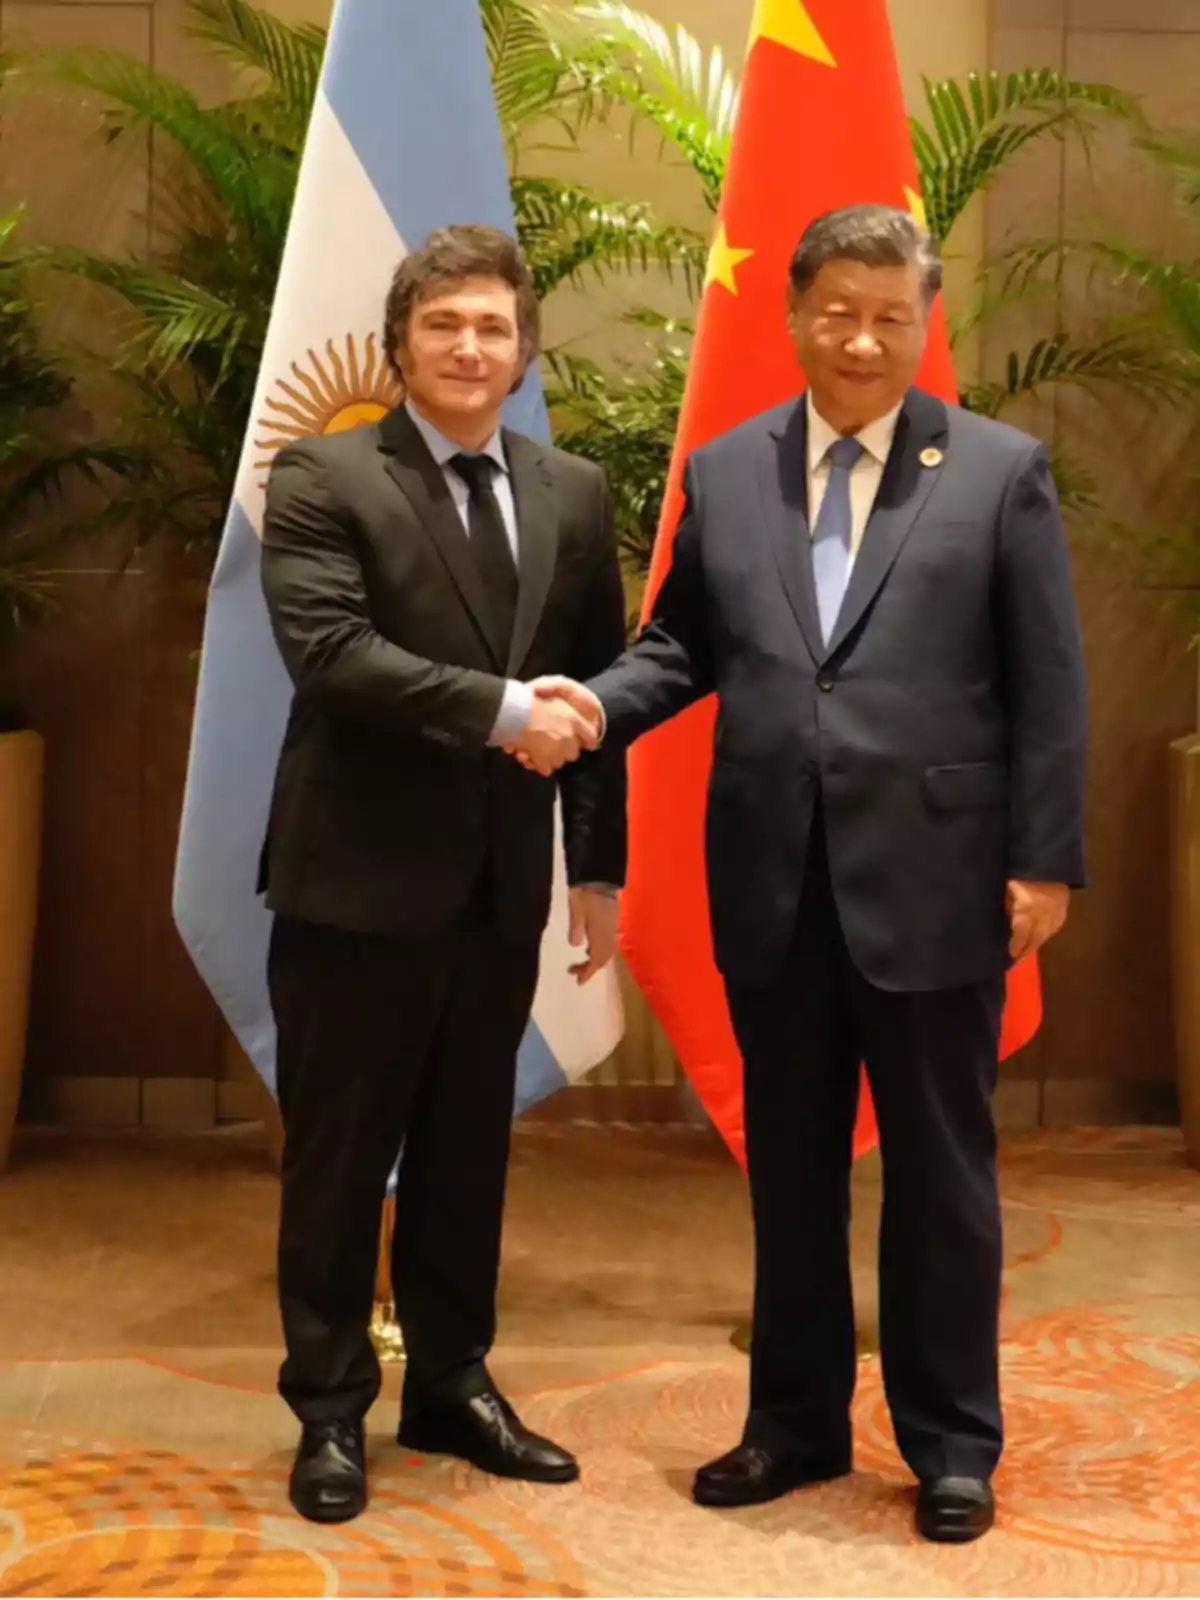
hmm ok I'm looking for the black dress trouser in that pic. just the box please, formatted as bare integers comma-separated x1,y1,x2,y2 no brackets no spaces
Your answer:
724,805,1006,1482
268,882,540,1426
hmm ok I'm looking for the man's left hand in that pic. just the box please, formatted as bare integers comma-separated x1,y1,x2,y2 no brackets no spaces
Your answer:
1006,879,1070,962
568,886,620,984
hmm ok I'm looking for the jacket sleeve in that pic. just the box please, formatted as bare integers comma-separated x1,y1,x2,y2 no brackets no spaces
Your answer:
585,454,715,745
557,468,629,888
995,443,1089,886
260,441,506,745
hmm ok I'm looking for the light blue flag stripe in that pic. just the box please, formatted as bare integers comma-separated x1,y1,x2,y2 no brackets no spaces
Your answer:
321,0,549,437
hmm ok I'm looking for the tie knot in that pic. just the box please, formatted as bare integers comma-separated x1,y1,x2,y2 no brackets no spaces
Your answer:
450,452,498,494
827,436,865,472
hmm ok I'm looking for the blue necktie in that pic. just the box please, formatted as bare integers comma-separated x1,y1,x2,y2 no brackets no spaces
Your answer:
811,435,865,645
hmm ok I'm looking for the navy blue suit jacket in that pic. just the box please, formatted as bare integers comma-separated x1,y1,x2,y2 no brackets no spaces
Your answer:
589,387,1088,992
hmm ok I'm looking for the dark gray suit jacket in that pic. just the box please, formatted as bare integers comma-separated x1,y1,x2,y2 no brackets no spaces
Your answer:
258,406,627,942
589,387,1088,992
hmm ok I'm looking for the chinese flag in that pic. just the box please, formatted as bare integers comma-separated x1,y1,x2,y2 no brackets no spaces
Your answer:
618,0,1042,1168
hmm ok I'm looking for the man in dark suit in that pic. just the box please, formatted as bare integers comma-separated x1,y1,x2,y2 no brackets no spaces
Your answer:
530,204,1088,1542
258,225,625,1523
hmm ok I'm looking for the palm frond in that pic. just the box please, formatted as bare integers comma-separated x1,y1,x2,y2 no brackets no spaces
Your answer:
481,0,571,140
1135,130,1200,208
1088,242,1200,353
962,333,1186,418
0,208,23,255
945,270,1060,348
536,0,736,206
1045,448,1100,516
512,177,705,296
544,314,690,594
36,249,251,380
996,232,1200,359
24,49,294,239
0,218,150,644
0,443,147,523
912,69,1143,243
0,562,61,641
184,0,325,131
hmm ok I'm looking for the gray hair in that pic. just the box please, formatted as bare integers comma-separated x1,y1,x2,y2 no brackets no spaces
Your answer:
788,204,942,304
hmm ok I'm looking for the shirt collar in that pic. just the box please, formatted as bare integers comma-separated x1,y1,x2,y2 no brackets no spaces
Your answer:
405,399,509,475
806,391,902,473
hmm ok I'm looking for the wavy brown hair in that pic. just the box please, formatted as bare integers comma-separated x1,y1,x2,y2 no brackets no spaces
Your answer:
383,224,540,385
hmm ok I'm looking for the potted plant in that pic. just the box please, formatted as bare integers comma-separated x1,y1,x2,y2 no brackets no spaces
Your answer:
0,205,137,1171
0,210,68,1171
1004,129,1200,1162
1101,139,1200,1167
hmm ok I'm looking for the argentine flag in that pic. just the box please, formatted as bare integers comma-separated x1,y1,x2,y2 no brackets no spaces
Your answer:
173,0,624,1116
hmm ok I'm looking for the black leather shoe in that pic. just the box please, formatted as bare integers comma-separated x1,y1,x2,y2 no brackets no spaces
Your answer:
399,1389,579,1484
693,1443,852,1508
288,1420,367,1523
916,1476,995,1543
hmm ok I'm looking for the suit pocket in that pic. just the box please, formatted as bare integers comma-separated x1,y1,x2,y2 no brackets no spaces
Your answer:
923,762,1006,810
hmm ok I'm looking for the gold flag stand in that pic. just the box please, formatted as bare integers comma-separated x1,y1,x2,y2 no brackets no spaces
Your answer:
369,1194,406,1363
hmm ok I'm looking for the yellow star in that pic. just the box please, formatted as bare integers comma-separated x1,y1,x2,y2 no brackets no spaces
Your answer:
748,0,835,66
705,224,755,295
904,185,929,232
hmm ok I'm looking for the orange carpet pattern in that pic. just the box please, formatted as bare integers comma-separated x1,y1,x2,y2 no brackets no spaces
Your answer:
0,1123,1197,1597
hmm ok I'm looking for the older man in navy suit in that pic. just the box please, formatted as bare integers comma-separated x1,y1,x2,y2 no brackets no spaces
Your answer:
525,204,1088,1542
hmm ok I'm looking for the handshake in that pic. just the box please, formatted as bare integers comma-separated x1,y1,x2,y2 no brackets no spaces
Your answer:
504,676,605,778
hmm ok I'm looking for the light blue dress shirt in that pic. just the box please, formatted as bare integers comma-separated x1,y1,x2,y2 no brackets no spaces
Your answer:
405,400,533,745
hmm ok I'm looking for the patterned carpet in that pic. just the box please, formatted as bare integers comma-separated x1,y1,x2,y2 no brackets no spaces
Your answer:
0,1123,1197,1597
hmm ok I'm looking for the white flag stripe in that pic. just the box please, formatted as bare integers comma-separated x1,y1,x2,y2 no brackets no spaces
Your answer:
234,94,407,535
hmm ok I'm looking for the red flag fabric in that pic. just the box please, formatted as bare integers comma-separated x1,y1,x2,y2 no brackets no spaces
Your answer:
618,0,1042,1168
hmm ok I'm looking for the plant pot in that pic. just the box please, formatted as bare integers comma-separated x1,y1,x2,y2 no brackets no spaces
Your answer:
1169,733,1200,1170
0,729,44,1174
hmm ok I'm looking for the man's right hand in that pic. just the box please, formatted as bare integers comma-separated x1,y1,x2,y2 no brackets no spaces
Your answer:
509,691,600,778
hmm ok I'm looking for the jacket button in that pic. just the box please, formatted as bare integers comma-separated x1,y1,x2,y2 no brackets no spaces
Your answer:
816,672,835,692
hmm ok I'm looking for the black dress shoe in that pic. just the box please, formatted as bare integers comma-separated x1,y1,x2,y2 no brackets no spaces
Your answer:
916,1476,995,1543
288,1420,367,1524
399,1389,579,1484
693,1443,852,1508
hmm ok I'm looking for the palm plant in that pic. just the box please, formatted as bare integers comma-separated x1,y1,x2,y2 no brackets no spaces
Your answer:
0,210,69,664
546,310,689,598
532,0,736,211
1030,133,1200,613
19,0,322,559
484,0,709,295
0,208,135,725
22,0,708,563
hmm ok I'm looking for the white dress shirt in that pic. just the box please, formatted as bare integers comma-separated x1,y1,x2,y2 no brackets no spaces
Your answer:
805,392,902,572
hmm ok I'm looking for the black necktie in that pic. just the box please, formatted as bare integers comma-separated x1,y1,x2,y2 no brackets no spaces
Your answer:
450,452,518,654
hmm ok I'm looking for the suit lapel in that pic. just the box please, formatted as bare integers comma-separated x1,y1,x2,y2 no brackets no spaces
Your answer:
377,407,505,667
503,429,559,676
824,387,950,657
762,397,825,667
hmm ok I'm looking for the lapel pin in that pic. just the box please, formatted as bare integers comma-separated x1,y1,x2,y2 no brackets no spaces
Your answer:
920,447,944,468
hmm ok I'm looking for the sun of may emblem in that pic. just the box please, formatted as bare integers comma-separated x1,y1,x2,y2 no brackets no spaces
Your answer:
254,332,401,479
